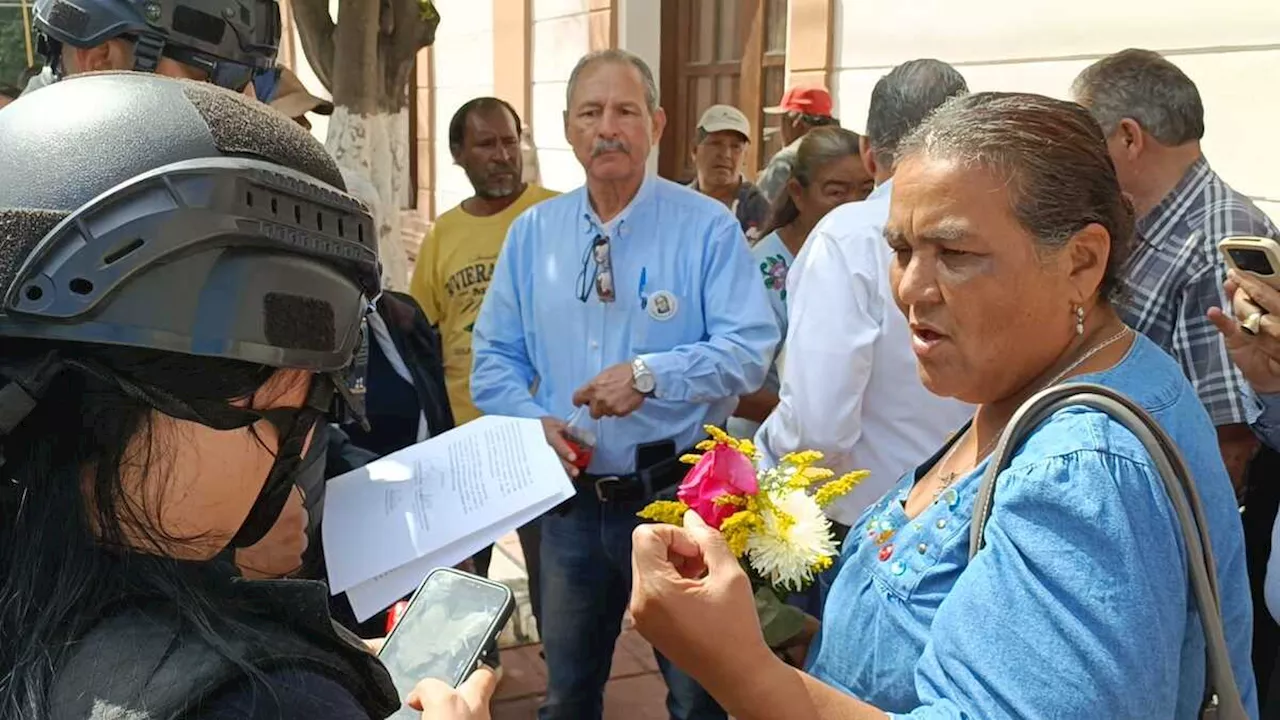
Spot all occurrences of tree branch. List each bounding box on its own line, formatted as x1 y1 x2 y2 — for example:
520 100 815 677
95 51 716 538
379 0 437 110
291 0 336 93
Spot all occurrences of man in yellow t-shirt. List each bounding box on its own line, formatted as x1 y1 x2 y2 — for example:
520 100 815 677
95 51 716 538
409 96 558 636
411 98 558 425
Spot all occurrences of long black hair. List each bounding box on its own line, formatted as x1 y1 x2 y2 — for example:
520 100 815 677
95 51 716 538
0 339 280 718
760 126 863 238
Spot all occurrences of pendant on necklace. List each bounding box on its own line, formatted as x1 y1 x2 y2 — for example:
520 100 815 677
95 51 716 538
933 473 957 501
940 488 959 510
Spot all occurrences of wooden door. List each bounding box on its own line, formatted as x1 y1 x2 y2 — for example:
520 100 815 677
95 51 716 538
658 0 789 183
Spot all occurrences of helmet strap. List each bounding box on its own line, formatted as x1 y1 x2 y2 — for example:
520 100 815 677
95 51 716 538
0 351 64 469
131 33 166 73
227 381 330 549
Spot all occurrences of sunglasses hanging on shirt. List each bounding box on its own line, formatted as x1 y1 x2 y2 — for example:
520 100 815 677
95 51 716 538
575 234 616 303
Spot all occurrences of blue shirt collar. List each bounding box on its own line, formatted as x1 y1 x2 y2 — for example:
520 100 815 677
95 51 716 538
578 173 657 238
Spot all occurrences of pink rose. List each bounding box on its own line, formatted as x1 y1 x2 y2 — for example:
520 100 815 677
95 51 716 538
677 444 759 529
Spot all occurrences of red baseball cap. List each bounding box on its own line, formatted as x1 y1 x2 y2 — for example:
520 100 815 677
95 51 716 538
764 87 834 117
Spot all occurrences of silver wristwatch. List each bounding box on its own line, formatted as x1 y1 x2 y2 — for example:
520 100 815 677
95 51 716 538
631 357 656 395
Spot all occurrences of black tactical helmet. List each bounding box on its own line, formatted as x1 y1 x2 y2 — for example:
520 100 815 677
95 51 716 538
33 0 280 90
0 71 376 371
0 72 377 546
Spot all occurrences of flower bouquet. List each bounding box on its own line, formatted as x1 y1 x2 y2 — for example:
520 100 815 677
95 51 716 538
638 426 867 652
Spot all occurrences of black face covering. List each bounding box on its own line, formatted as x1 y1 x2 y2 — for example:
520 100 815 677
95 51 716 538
227 375 336 548
0 354 348 550
0 349 366 556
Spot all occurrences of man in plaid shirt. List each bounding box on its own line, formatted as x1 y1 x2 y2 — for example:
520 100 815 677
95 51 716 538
1073 49 1278 496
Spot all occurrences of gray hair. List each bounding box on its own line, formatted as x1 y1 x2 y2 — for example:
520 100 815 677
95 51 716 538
865 59 968 168
565 49 659 113
897 91 1135 301
1070 48 1204 146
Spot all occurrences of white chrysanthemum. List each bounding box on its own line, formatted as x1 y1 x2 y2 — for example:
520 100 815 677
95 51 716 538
745 488 839 592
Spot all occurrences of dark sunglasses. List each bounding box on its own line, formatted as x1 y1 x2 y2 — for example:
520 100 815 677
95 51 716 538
160 44 260 92
251 66 283 102
252 373 335 437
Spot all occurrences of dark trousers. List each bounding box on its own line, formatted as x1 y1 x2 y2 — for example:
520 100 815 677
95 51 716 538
473 519 544 637
537 491 725 720
1245 446 1280 713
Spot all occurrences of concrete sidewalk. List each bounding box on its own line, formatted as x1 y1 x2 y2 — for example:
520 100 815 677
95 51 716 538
487 532 668 719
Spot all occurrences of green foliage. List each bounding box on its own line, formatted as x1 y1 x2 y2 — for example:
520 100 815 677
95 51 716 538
0 7 34 93
753 585 807 648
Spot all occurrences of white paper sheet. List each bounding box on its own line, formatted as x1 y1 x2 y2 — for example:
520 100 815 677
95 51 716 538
343 491 569 622
322 415 574 619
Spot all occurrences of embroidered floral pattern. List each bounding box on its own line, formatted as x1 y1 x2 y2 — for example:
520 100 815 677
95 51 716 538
760 255 789 301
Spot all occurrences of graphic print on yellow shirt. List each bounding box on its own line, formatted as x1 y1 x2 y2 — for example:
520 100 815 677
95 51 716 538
444 259 495 330
409 184 559 424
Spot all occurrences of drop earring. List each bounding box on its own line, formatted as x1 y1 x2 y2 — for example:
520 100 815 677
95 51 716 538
1074 305 1085 336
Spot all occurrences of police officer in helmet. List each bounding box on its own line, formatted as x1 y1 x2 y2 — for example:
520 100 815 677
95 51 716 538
0 73 492 719
25 0 312 585
26 0 278 92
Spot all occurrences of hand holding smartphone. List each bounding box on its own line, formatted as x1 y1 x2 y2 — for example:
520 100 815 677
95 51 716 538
376 568 515 717
1220 236 1280 292
1219 237 1280 334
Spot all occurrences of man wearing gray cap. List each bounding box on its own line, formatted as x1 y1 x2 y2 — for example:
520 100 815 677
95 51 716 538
687 104 771 244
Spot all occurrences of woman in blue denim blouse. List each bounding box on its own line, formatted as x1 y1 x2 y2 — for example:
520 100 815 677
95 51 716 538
627 92 1258 719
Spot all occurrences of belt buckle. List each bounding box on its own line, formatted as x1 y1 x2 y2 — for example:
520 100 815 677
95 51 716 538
594 475 625 502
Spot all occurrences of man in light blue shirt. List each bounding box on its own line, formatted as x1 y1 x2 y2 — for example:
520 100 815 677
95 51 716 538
471 49 778 720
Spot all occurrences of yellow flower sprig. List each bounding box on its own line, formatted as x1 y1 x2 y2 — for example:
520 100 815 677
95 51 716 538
812 554 834 574
780 450 824 466
720 508 763 556
687 425 760 466
638 500 691 526
814 470 870 509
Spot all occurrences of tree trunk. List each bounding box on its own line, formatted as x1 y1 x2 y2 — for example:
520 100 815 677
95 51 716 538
292 0 437 292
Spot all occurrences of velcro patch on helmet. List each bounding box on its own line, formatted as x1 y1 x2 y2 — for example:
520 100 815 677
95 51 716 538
46 0 90 38
0 210 67 298
263 292 335 352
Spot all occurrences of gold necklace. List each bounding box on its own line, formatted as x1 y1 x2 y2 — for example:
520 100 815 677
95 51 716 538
931 325 1133 501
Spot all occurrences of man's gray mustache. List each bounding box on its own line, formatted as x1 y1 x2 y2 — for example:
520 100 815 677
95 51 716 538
592 139 629 157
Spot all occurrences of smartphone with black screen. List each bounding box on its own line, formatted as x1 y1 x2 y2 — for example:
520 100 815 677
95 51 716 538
1220 236 1280 291
376 568 515 711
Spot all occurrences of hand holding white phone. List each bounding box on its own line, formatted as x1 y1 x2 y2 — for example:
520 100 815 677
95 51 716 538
1210 236 1280 394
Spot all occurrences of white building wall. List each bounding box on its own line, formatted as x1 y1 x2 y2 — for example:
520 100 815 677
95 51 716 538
431 0 497 214
618 0 662 177
831 0 1280 223
530 0 593 192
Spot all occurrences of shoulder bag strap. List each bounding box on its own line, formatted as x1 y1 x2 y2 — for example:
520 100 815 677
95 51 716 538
967 382 1246 720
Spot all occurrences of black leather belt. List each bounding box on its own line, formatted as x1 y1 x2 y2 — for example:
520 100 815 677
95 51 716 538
578 451 689 504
